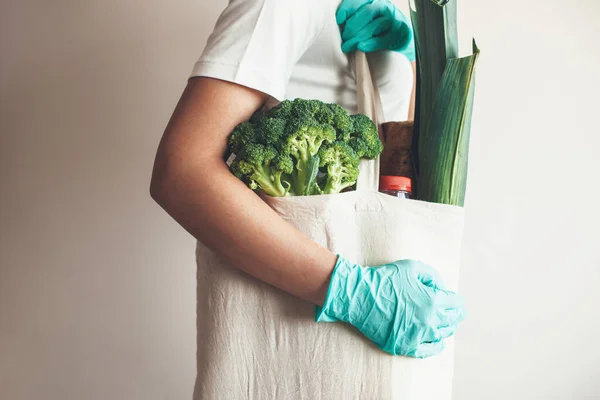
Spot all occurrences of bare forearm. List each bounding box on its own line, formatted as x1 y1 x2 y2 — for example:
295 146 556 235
152 162 335 304
150 78 336 305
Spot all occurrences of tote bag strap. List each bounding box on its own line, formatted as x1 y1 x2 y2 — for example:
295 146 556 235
352 51 385 192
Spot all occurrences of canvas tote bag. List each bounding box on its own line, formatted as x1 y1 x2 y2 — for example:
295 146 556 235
193 52 465 400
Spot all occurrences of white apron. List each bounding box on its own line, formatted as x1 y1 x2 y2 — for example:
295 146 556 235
194 53 464 400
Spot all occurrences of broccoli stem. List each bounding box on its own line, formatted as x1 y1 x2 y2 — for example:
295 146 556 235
307 136 326 156
323 179 355 194
323 162 356 194
291 158 309 196
290 141 310 195
254 164 290 197
290 138 325 196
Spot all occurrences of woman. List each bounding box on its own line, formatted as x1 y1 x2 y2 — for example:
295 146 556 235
150 0 465 396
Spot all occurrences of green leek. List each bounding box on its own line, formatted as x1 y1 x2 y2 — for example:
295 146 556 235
410 0 480 206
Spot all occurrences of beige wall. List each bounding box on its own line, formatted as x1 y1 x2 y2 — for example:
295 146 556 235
1 0 599 399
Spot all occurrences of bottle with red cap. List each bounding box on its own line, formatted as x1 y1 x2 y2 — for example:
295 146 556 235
379 175 412 199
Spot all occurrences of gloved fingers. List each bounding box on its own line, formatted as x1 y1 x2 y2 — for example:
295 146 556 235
341 40 359 54
432 288 465 309
341 17 376 43
356 37 388 53
373 17 393 37
315 312 339 323
411 341 444 359
341 5 376 41
342 0 395 40
342 18 393 52
416 264 446 289
437 306 466 327
336 0 375 25
422 323 456 343
386 20 413 51
435 324 458 341
422 326 440 343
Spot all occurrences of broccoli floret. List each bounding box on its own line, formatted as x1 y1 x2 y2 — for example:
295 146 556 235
302 102 353 142
230 143 293 197
290 98 322 119
272 152 294 175
318 142 360 194
257 117 287 146
347 114 384 159
266 100 293 120
229 122 258 155
327 103 354 141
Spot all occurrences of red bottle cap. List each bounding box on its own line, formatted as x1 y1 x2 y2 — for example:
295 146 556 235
379 176 412 193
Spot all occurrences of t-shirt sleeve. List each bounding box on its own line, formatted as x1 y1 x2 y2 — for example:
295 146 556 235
190 0 326 101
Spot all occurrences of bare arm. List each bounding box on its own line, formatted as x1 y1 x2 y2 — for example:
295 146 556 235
150 78 337 305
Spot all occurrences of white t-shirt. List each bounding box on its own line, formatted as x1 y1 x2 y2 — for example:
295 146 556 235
190 0 413 123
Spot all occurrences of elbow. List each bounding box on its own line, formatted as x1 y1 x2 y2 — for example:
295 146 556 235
149 151 228 211
149 168 172 210
149 180 163 208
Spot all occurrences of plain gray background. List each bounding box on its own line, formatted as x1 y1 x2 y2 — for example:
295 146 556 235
1 0 599 399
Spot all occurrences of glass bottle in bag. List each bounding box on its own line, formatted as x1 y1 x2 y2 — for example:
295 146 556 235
379 176 412 199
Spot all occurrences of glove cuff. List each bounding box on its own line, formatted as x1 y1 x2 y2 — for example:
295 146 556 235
315 255 356 323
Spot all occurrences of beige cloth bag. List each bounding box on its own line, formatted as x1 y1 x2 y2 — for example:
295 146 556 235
194 53 465 400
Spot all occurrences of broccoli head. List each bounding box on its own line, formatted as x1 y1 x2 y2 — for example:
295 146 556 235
227 98 383 196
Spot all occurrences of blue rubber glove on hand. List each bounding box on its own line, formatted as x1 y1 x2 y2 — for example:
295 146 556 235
336 0 416 61
317 256 466 358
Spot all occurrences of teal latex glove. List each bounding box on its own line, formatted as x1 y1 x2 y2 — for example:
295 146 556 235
336 0 416 61
317 256 466 358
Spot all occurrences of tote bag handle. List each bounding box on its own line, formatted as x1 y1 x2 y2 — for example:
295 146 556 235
352 51 385 192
